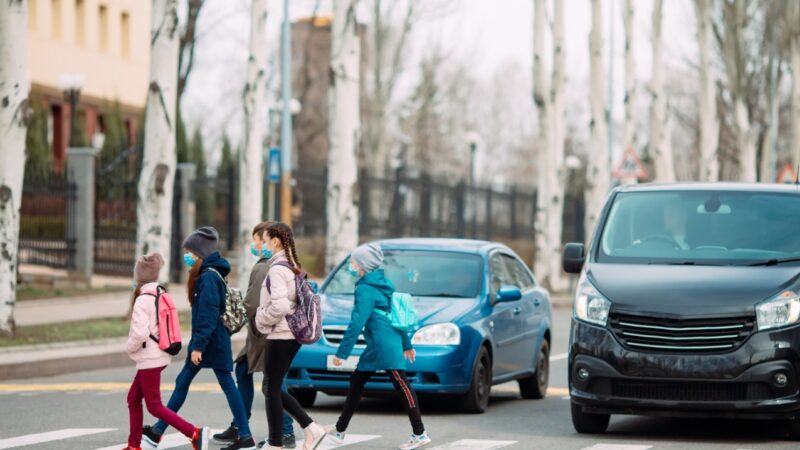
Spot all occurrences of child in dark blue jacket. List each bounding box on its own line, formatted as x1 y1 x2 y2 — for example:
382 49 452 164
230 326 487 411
142 227 256 450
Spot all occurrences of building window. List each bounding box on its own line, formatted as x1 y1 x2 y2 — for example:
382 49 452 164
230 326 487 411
28 0 37 31
51 0 61 39
120 12 130 59
75 0 85 45
98 4 108 52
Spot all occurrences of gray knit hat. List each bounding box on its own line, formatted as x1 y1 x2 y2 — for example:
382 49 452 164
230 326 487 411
351 243 384 273
134 252 164 284
182 226 219 259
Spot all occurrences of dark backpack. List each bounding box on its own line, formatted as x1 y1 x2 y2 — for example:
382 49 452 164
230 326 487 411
205 268 248 335
266 262 322 344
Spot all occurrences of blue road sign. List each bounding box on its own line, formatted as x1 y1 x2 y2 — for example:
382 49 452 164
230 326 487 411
268 147 281 183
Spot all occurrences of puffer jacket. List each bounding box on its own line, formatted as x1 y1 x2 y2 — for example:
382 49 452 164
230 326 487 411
255 251 298 340
126 282 173 370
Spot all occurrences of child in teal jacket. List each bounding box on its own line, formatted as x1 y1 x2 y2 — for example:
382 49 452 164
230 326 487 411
329 243 431 450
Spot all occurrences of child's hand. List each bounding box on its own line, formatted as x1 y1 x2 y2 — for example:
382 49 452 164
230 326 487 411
332 357 343 367
404 349 416 363
191 350 203 365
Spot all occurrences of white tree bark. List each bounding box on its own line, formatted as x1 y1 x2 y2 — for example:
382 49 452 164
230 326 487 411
532 0 550 286
650 0 675 183
792 34 800 174
325 0 361 272
545 0 567 292
622 0 637 161
136 0 179 283
0 0 29 335
585 0 610 244
238 0 268 291
695 0 719 181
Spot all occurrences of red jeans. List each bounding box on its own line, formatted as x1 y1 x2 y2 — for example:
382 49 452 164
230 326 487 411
128 366 195 447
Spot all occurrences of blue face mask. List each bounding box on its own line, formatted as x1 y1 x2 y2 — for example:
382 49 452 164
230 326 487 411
250 243 260 258
131 281 138 290
252 243 273 259
347 264 360 277
183 252 197 268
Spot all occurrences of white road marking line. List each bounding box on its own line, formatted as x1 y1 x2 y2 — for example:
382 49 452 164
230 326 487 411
0 428 115 449
428 439 517 450
581 445 653 450
295 434 381 449
94 429 228 450
550 352 568 361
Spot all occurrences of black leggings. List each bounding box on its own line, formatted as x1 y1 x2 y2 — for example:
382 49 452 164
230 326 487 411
263 339 313 446
336 370 425 436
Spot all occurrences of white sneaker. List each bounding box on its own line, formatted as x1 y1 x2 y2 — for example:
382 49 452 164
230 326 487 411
398 433 431 450
302 422 327 450
324 425 345 445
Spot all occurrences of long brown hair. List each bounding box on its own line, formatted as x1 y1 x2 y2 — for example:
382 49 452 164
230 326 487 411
186 257 203 305
266 222 301 274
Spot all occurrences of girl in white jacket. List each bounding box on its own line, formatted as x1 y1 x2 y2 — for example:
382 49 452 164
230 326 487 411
124 253 209 450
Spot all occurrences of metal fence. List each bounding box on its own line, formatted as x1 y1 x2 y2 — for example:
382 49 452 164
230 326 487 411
193 167 238 251
94 147 139 275
19 174 77 269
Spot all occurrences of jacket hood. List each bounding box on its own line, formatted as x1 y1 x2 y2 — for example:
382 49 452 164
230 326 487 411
201 251 231 277
357 269 394 296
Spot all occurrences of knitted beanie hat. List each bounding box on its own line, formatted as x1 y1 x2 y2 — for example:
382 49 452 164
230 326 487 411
351 242 384 273
134 252 164 285
182 226 219 259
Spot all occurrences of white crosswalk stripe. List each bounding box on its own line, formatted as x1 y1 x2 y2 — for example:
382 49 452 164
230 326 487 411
295 433 381 449
428 439 517 450
94 431 192 450
94 431 381 450
0 428 115 449
581 445 653 450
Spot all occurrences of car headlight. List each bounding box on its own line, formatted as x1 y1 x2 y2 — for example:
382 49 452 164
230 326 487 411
574 273 611 327
757 290 800 332
412 323 461 346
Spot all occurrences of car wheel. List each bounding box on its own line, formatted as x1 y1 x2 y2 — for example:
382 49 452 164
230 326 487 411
519 339 549 399
570 401 610 434
458 346 492 414
289 388 317 408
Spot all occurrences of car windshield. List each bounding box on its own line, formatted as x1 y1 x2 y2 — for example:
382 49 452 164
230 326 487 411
323 250 483 297
597 190 800 266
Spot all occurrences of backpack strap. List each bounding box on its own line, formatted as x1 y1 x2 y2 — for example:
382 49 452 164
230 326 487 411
265 261 296 294
140 285 165 345
205 267 227 283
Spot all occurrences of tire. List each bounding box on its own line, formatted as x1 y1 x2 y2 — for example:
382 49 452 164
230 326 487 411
519 339 549 399
570 401 610 434
289 388 317 408
458 346 492 414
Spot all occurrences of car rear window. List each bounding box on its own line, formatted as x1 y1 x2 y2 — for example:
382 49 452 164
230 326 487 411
323 251 484 298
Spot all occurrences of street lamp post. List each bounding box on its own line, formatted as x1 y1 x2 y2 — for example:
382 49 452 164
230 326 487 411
279 0 294 226
58 73 85 147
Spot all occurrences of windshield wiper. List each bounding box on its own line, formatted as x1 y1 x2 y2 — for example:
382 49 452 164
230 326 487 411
414 293 467 298
749 257 800 267
649 261 724 266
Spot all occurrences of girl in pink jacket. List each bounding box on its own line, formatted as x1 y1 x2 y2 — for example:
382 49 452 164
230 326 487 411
124 253 209 450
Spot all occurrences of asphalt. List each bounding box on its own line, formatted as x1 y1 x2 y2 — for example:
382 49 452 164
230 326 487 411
2 309 800 449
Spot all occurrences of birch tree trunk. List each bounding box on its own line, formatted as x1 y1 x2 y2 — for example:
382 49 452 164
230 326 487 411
650 0 675 183
237 0 268 291
325 0 361 272
0 0 29 335
532 0 550 286
792 34 800 174
585 0 610 244
695 0 719 182
136 0 179 283
760 60 779 183
545 0 567 292
622 0 637 161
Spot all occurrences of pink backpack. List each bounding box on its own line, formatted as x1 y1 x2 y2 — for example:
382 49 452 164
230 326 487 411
142 286 183 355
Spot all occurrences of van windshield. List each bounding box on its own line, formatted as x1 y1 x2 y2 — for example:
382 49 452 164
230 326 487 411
597 191 800 266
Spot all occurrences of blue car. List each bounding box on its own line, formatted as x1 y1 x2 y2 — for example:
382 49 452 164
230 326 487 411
286 238 553 413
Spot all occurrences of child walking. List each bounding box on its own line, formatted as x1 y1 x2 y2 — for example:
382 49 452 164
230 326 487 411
125 253 209 450
329 243 431 450
142 227 256 450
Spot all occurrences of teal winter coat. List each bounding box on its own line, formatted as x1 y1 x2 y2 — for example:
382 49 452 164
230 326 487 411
335 269 413 371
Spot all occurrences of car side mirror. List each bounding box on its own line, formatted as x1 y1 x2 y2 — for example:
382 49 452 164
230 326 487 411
309 281 320 293
496 286 522 303
563 243 585 274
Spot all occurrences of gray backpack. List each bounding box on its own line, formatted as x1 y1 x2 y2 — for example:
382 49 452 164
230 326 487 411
206 268 248 334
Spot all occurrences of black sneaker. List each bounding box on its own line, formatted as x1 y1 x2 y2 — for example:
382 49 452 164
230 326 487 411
191 427 210 450
142 425 163 448
213 425 239 444
283 434 297 449
221 437 256 450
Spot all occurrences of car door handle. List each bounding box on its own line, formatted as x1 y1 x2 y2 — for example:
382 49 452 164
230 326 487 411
512 307 522 315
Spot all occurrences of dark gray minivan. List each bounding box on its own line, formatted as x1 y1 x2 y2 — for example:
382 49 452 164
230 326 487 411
563 183 800 438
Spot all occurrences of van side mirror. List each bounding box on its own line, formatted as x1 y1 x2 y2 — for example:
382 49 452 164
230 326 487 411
563 243 585 274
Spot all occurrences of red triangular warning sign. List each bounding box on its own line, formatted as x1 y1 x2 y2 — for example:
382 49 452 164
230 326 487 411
776 163 798 184
612 147 649 180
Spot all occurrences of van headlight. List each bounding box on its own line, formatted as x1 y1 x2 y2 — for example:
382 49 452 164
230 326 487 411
574 273 611 327
756 290 800 332
412 323 461 346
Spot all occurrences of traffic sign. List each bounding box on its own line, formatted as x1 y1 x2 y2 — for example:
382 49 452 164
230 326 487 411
612 147 648 180
776 163 798 184
268 147 281 183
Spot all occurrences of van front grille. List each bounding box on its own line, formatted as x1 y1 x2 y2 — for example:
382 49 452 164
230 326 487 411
609 313 755 354
609 380 770 402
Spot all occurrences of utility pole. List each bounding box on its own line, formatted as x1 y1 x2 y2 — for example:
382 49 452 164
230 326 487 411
279 0 293 226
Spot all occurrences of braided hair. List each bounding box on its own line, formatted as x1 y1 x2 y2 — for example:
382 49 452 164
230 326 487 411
266 222 301 274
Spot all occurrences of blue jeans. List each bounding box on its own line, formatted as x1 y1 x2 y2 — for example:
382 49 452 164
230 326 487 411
235 357 294 436
154 364 252 440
